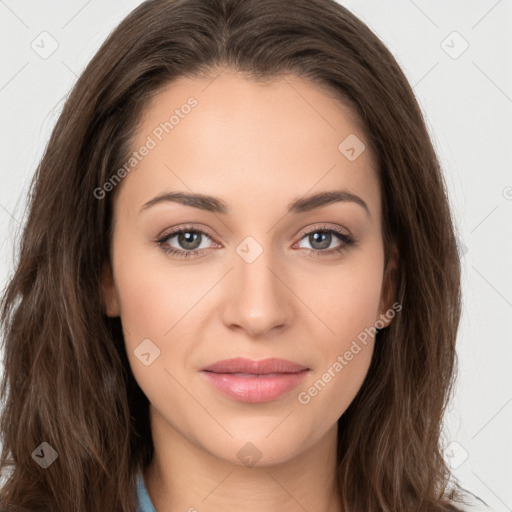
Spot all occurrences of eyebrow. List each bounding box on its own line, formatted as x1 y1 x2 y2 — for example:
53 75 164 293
140 189 370 216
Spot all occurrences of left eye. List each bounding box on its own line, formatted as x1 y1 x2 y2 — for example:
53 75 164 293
295 229 351 252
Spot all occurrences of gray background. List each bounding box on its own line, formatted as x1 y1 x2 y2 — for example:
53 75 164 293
0 1 511 510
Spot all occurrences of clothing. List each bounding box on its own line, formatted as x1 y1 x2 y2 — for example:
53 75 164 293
136 470 157 512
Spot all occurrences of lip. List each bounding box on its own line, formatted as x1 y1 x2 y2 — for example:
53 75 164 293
200 357 310 403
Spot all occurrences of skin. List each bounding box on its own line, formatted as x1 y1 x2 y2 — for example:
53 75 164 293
102 68 398 512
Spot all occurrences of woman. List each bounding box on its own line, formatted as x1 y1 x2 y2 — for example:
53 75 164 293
0 0 492 510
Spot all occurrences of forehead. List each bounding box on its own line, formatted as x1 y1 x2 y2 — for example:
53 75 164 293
118 70 381 221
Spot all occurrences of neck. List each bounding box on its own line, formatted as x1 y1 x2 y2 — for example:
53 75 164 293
144 405 342 512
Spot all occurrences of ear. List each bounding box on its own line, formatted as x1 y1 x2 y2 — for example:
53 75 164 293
376 242 399 329
100 261 120 317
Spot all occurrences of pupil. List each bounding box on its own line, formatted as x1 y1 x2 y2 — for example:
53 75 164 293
179 231 201 250
310 232 331 250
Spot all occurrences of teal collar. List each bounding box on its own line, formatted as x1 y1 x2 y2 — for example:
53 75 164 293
136 469 157 512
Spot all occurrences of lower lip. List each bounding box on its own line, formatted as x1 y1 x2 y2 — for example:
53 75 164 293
201 370 309 403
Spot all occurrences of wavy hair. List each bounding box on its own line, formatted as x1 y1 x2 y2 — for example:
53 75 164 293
1 0 466 510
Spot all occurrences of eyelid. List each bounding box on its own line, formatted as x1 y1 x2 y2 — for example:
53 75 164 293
295 222 352 240
156 223 219 243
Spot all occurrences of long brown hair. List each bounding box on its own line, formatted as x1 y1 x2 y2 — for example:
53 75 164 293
1 0 467 510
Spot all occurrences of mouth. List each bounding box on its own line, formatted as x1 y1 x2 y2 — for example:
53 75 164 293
200 357 310 403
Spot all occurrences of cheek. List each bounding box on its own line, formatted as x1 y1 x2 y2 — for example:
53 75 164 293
115 270 176 342
300 247 384 343
111 228 205 341
109 234 193 381
114 265 198 417
294 248 383 412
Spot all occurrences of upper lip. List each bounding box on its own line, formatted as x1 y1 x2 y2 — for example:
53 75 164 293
201 357 309 374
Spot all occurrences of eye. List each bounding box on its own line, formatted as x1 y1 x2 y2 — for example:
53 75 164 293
155 225 218 258
294 224 355 256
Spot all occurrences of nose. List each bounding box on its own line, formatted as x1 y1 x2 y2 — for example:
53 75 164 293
220 246 292 338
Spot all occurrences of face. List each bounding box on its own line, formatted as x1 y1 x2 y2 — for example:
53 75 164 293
102 69 397 466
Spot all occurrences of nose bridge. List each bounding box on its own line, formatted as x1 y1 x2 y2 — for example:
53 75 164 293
221 234 290 336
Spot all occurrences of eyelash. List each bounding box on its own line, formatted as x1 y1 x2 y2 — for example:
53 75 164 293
155 224 355 259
